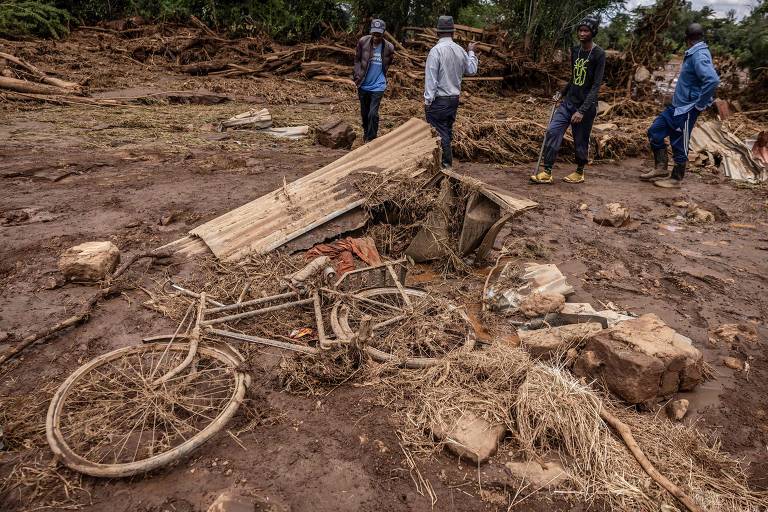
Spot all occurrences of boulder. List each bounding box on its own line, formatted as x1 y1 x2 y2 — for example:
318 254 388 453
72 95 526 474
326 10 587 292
723 356 743 370
59 241 120 281
573 314 704 404
666 399 689 421
593 203 629 227
431 411 506 464
316 117 356 149
518 292 566 318
520 322 603 360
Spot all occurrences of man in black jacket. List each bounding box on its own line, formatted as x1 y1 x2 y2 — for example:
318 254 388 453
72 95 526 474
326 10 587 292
531 17 605 184
353 19 395 142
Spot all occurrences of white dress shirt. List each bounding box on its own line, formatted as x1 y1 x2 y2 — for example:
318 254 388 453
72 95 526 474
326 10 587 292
423 36 478 105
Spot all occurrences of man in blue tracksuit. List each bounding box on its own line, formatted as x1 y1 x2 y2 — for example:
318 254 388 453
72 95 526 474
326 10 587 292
642 23 720 188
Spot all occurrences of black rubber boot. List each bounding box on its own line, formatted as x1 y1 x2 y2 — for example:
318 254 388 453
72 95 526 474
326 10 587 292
654 162 685 188
640 147 669 181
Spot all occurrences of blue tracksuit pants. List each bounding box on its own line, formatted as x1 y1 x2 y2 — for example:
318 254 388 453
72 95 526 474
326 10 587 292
543 101 596 167
647 106 700 164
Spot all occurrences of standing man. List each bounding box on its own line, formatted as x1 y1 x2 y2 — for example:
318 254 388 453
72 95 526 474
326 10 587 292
424 15 478 169
642 23 719 188
354 19 395 143
530 17 605 184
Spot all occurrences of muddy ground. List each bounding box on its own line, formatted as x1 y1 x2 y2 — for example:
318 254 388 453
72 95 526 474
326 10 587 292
1 35 768 512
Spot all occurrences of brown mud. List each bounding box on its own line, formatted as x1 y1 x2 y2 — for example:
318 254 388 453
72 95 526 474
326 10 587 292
1 34 767 512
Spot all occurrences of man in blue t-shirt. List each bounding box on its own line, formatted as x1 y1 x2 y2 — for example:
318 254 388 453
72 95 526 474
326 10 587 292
354 19 395 142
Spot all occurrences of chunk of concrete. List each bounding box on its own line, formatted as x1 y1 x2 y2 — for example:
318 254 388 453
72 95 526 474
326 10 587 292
520 322 603 360
519 292 566 318
593 203 629 227
316 117 356 149
431 411 506 465
59 241 120 281
573 314 704 404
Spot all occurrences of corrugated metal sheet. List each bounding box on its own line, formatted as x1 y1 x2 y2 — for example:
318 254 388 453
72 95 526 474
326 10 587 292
441 168 539 213
690 121 767 183
162 118 440 261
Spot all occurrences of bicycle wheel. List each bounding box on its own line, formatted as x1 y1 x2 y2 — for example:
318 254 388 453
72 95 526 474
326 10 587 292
330 287 475 368
47 342 249 478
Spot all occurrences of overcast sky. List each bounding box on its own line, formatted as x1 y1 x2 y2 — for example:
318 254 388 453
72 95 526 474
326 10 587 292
625 0 759 19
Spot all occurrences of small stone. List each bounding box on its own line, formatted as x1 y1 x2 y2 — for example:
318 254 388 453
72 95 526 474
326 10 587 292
578 203 588 211
687 207 714 223
373 440 388 453
211 461 218 467
723 357 743 370
431 411 506 464
710 324 758 348
316 117 356 149
519 292 566 318
505 457 571 488
672 200 690 208
207 492 252 512
593 203 629 227
0 331 9 344
224 468 233 476
666 399 689 421
59 241 120 281
634 65 651 83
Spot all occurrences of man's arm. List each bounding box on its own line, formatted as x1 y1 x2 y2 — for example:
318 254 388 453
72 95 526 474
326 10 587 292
424 48 440 105
464 42 478 75
353 38 363 83
578 50 605 114
694 53 720 110
560 48 573 98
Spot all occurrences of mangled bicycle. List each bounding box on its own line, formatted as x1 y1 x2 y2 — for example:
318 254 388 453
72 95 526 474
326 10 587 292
46 257 476 477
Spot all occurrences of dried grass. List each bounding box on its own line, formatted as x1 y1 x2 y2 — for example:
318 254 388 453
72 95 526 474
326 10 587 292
375 343 767 511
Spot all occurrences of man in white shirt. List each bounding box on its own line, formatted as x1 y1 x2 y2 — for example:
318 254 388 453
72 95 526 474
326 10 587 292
423 15 478 168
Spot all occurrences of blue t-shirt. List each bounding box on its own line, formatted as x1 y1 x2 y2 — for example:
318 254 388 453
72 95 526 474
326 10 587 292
360 44 386 92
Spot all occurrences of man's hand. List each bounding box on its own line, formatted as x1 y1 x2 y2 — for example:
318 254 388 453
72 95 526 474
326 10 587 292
468 42 477 53
571 111 584 124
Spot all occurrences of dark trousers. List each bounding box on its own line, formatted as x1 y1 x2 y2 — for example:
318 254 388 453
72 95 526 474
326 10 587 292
358 89 384 142
543 101 596 167
425 96 460 168
648 105 700 164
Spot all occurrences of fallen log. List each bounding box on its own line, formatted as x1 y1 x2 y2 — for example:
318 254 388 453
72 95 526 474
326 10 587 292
0 51 82 92
0 90 124 106
0 76 79 96
312 75 355 87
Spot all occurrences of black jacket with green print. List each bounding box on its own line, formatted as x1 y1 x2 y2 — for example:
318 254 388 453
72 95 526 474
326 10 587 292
561 44 605 114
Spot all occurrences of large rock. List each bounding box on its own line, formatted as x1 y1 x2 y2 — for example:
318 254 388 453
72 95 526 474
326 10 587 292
593 203 629 227
520 322 603 360
573 314 704 404
59 241 120 281
316 117 356 149
518 292 566 318
431 411 506 464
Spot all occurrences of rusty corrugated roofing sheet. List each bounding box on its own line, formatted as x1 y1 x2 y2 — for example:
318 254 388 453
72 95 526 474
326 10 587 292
162 118 440 261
